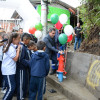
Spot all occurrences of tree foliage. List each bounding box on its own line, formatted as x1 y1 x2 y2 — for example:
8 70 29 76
79 0 100 37
79 0 100 55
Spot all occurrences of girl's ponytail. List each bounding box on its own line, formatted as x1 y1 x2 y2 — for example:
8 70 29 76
3 33 19 53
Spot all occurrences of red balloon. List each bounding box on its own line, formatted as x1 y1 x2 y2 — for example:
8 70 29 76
29 27 37 34
55 21 63 30
67 34 73 42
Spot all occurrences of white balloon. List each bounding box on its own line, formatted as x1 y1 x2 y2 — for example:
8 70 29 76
64 25 74 36
35 31 42 39
59 14 68 24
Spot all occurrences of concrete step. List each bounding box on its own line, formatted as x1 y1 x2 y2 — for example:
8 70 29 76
44 82 69 100
47 75 98 100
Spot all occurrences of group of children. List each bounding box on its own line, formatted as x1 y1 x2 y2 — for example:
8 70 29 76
0 32 50 100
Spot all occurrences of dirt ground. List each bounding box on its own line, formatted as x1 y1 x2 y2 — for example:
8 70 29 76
80 26 100 56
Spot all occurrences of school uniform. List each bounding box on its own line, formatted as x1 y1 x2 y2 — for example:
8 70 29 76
1 43 17 100
16 42 29 100
28 50 50 100
0 45 3 87
27 49 33 92
27 49 32 60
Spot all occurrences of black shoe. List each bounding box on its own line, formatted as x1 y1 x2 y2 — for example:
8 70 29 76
50 69 56 75
48 89 57 93
22 98 25 100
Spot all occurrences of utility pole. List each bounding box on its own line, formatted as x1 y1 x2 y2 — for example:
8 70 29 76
77 8 79 23
41 0 48 39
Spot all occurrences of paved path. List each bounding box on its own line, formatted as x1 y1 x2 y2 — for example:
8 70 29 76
0 82 68 100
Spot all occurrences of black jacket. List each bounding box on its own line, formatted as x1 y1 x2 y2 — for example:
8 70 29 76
17 42 29 69
43 34 59 59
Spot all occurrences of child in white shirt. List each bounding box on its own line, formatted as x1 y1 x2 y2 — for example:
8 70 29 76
1 33 21 100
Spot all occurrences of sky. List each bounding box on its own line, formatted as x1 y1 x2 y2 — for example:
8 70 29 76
0 7 15 20
0 0 81 20
60 0 81 8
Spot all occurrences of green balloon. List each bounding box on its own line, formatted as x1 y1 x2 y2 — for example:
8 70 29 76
35 23 43 30
50 14 59 24
58 33 68 45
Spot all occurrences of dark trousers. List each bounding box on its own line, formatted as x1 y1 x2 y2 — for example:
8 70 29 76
0 61 6 90
0 61 3 87
3 75 16 100
16 68 28 100
29 76 45 100
51 52 58 70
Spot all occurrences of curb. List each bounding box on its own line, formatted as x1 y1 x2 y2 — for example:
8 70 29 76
47 75 98 100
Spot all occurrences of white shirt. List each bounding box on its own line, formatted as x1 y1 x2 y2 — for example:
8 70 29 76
1 43 17 75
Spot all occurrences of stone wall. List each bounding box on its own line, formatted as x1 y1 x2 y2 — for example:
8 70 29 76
66 52 100 98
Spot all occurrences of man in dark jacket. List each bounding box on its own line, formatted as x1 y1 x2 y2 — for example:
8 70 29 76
43 28 63 75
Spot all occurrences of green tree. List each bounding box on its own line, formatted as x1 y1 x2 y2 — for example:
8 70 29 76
79 0 100 55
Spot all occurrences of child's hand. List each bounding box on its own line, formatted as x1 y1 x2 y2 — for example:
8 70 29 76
74 33 77 36
17 45 21 50
0 42 4 46
64 50 66 54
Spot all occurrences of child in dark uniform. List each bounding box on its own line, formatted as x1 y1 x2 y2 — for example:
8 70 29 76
28 41 50 100
16 33 31 100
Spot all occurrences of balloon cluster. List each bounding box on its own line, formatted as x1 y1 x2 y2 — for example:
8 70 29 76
29 22 43 39
50 14 74 45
